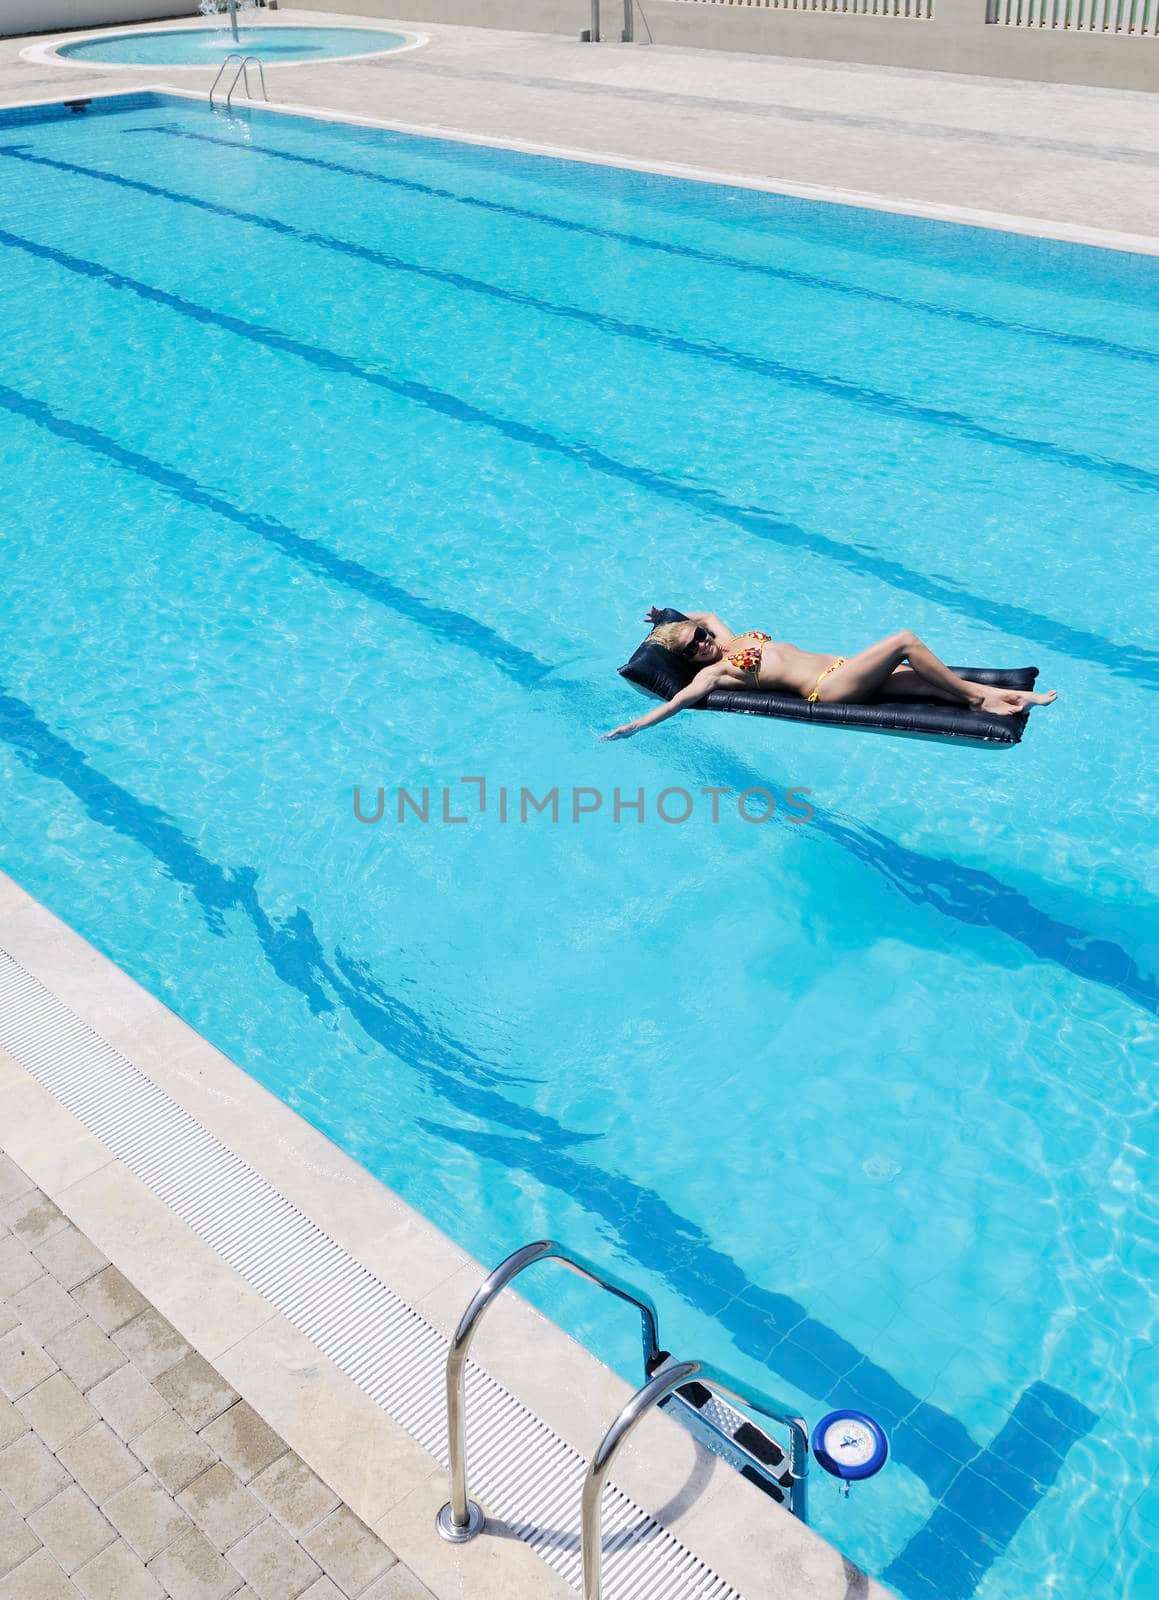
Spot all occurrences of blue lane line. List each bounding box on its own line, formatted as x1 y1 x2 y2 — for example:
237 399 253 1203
0 223 1154 688
131 122 1159 373
421 1118 1097 1600
0 678 1100 1600
2 376 1155 1017
6 144 1157 499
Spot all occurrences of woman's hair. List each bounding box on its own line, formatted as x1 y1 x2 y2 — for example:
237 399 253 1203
649 622 692 653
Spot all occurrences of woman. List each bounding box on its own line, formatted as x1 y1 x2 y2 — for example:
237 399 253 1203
603 608 1056 740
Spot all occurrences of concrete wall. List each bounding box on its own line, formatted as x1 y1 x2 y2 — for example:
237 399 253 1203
0 1 193 37
291 0 1159 90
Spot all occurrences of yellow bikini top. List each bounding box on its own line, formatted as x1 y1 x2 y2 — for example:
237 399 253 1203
726 631 772 674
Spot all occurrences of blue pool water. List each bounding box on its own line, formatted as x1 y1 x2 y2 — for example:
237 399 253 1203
55 25 407 67
0 91 1155 1599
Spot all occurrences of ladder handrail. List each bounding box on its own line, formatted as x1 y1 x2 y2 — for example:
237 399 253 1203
209 52 268 110
582 1360 809 1600
437 1239 662 1541
209 51 246 106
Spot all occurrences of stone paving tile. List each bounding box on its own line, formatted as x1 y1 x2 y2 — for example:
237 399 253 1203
33 1229 107 1294
0 1494 40 1580
132 1411 218 1495
178 1464 265 1553
74 1538 164 1600
201 1402 286 1485
8 1276 85 1344
148 1524 245 1600
0 1429 70 1515
298 1581 344 1600
1 1193 68 1252
87 1363 168 1442
57 1423 142 1505
44 1320 126 1394
113 1310 192 1382
155 1354 238 1433
0 1308 15 1341
0 1157 32 1209
300 1508 395 1599
27 1485 115 1575
250 1455 339 1539
228 1516 321 1600
0 1548 82 1600
0 1324 56 1400
102 1472 193 1564
71 1268 147 1334
0 1395 24 1451
361 1568 436 1600
0 1235 43 1300
16 1373 98 1451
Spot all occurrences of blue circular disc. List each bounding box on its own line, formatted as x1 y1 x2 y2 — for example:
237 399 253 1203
811 1410 889 1481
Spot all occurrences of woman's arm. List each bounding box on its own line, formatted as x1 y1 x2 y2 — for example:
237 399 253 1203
602 665 726 740
643 607 733 643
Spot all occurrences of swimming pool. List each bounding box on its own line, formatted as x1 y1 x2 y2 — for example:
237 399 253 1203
0 89 1154 1599
45 25 411 68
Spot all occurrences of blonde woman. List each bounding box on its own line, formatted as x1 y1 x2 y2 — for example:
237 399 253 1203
603 608 1055 741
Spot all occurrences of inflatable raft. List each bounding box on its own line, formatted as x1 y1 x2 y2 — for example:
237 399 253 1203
620 611 1038 747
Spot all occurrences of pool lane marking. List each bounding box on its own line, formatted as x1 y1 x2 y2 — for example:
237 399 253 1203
0 221 1153 691
0 374 1155 1019
0 676 1105 1600
7 145 1156 503
423 1117 1098 1600
129 123 1159 374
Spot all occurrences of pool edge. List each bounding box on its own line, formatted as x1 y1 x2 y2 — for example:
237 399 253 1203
0 867 890 1600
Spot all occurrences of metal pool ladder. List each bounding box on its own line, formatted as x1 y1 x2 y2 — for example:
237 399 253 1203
209 53 269 110
436 1240 811 1600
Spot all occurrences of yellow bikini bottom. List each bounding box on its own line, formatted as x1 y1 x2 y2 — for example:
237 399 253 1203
807 657 846 703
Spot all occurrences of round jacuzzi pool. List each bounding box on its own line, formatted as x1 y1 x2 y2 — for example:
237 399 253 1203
51 24 411 68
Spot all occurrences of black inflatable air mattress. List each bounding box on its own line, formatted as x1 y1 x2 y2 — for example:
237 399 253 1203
620 611 1038 747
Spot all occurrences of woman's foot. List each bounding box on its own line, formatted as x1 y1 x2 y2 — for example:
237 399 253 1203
980 688 1057 716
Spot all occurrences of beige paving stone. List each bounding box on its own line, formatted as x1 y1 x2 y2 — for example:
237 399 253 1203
250 1455 339 1539
200 1403 286 1485
361 1568 436 1600
1 1192 68 1252
57 1422 142 1505
131 1412 218 1495
87 1364 167 1442
0 1429 69 1515
33 1229 107 1294
0 1308 15 1340
0 1157 32 1209
102 1473 193 1564
15 1373 98 1451
177 1464 265 1553
27 1486 115 1575
0 1395 24 1451
0 1494 40 1580
71 1268 148 1334
227 1516 322 1600
0 1548 82 1600
73 1539 164 1600
0 1325 56 1400
147 1524 245 1600
113 1310 192 1382
44 1320 125 1394
300 1507 394 1599
155 1354 238 1432
298 1582 344 1600
0 1234 43 1299
8 1276 84 1343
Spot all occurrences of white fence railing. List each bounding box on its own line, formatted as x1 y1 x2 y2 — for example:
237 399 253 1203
986 0 1156 28
676 0 934 18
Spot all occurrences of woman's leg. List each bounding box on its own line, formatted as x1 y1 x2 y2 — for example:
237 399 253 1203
817 633 1056 714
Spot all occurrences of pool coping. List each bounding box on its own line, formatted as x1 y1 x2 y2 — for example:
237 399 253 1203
0 868 888 1600
2 77 1155 257
21 20 431 73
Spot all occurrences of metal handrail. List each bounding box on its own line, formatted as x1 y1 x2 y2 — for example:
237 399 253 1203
209 52 268 109
582 1359 809 1600
435 1240 661 1542
209 51 246 106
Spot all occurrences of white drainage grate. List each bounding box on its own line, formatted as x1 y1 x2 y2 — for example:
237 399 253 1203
0 947 743 1600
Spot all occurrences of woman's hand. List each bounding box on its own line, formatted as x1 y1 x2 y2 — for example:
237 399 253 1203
644 606 666 626
601 721 640 741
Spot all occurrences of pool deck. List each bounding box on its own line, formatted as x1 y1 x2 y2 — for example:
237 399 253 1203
1 8 1158 250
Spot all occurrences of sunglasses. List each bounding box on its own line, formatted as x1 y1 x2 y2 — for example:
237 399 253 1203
681 626 711 660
